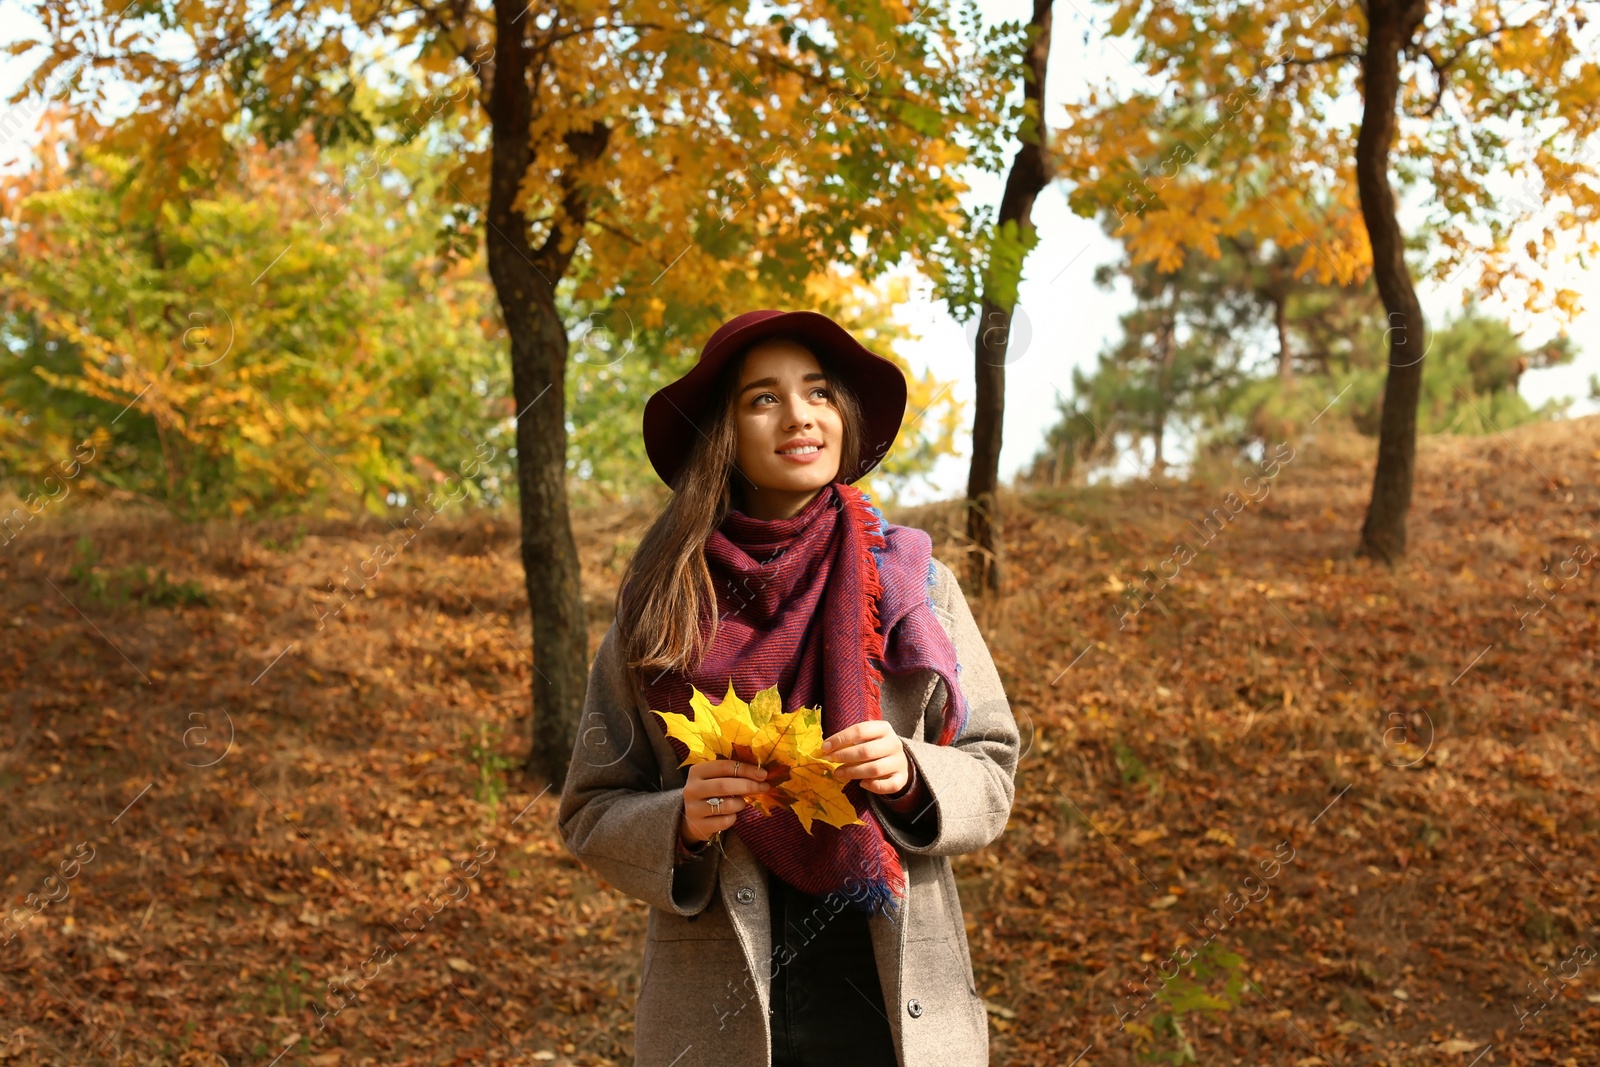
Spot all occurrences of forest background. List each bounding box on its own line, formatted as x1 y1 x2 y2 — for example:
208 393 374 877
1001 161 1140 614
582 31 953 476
3 1 1599 1065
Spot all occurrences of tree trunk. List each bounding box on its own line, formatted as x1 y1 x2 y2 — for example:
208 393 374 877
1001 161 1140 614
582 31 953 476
966 0 1054 597
1355 0 1429 565
1273 292 1292 384
1152 312 1174 479
486 0 607 789
967 296 1007 595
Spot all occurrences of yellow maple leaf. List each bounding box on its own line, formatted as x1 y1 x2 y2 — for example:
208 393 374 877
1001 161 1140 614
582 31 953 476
783 762 864 834
650 682 863 834
650 678 772 764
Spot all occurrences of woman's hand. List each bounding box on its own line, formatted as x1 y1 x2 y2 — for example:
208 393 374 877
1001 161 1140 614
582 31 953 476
821 720 910 795
679 759 773 846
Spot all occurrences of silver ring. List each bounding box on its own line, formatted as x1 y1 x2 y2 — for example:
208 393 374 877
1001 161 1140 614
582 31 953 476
707 796 723 813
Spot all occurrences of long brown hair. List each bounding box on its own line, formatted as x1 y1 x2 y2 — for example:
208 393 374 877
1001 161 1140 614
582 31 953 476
614 336 867 709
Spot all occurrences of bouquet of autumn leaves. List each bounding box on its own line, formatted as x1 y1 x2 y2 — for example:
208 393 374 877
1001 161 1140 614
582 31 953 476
650 682 863 834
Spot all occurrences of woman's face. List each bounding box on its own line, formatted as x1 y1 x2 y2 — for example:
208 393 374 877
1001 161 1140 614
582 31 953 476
730 339 843 519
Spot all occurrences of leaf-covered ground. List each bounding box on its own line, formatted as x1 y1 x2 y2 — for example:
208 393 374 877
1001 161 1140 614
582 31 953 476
1 416 1597 1066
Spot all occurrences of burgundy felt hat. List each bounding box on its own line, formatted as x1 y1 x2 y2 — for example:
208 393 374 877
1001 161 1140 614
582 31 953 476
642 309 907 489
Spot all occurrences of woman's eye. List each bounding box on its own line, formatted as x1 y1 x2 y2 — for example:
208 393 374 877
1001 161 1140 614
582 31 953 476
751 387 829 405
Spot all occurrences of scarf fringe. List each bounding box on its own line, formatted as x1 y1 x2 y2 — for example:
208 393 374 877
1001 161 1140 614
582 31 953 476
840 484 910 916
844 484 889 703
852 827 909 917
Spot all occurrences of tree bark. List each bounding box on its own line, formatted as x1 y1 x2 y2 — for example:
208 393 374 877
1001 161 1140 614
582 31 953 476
486 0 607 789
967 295 1008 596
966 0 1055 597
1151 313 1174 479
1355 0 1429 565
1273 292 1292 384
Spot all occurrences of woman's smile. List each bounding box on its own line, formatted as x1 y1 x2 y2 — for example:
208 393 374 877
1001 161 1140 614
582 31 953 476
777 437 825 462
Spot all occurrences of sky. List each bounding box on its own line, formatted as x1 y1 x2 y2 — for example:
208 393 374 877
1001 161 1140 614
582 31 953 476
2 0 1596 508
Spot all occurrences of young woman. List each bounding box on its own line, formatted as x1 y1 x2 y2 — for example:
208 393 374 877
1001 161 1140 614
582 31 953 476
557 309 1019 1067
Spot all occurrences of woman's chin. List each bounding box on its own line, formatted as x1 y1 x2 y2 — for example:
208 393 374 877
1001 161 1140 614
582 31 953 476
795 471 841 493
757 466 839 492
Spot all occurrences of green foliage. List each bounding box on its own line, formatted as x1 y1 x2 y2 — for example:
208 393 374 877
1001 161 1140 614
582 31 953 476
2 125 965 517
1250 303 1574 443
66 537 209 608
561 279 695 505
260 524 309 553
238 960 315 1017
0 129 513 520
1027 230 1579 486
1132 943 1247 1065
1029 237 1282 483
1112 738 1150 788
980 217 1044 312
1355 310 1575 436
463 720 518 817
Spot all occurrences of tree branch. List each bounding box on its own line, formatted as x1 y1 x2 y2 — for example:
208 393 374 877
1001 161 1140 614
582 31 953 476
584 216 643 248
408 0 490 93
1275 48 1365 67
1410 19 1538 117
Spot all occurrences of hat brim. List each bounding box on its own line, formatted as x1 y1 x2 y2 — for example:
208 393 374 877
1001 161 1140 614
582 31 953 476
643 310 907 488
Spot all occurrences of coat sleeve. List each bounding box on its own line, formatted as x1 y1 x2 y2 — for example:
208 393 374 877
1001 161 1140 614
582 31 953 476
868 558 1019 857
556 621 722 916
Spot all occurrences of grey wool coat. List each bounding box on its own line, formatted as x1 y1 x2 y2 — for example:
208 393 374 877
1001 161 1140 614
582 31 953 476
557 557 1019 1067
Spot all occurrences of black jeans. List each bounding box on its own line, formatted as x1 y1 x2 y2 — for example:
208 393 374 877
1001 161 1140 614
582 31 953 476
767 867 898 1067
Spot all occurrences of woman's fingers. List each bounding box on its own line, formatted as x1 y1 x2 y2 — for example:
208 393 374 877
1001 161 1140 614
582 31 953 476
827 721 907 782
826 736 902 770
687 759 766 785
833 754 901 781
679 759 778 845
694 775 773 798
685 760 770 799
681 810 736 843
821 720 888 756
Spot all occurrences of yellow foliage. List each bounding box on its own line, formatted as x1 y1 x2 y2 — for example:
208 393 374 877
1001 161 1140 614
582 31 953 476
651 681 865 834
1060 0 1600 318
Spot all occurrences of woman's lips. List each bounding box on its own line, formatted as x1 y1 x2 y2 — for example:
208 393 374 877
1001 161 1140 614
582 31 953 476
776 444 825 464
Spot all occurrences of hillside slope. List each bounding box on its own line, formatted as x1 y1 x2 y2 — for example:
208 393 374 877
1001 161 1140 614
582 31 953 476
1 416 1597 1066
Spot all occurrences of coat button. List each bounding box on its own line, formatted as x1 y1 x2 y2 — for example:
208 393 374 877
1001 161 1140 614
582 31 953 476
906 998 923 1018
736 887 756 905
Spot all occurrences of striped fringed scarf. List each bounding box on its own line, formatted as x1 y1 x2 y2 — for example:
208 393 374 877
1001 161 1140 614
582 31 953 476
640 480 969 917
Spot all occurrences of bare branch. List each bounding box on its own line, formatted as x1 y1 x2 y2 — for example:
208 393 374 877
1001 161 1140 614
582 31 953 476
1276 49 1364 68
